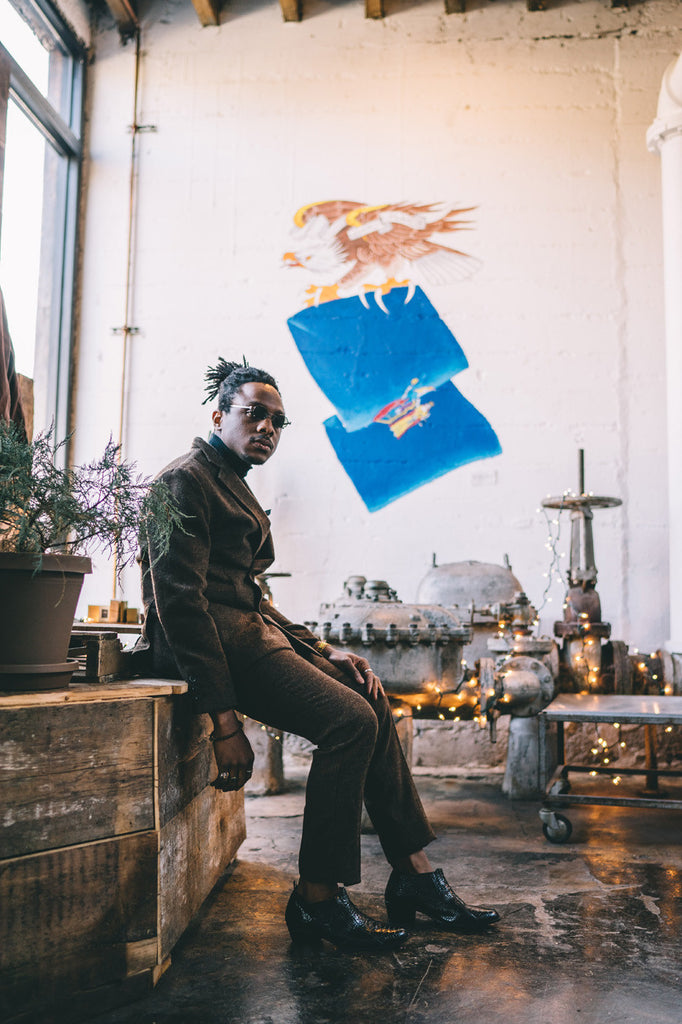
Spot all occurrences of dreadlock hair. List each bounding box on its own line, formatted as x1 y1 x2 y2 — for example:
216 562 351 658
203 357 280 412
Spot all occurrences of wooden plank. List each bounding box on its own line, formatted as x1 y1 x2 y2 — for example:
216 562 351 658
3 968 156 1024
157 697 216 826
0 832 158 1020
0 678 187 710
365 0 384 17
159 784 245 958
191 0 221 26
279 0 302 21
126 937 160 975
102 0 138 37
0 701 155 857
0 689 243 1019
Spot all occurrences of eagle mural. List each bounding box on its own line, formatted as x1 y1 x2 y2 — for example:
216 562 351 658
283 200 479 308
283 199 500 512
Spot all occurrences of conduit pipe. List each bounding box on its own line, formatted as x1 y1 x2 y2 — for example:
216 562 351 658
647 53 682 652
112 26 144 596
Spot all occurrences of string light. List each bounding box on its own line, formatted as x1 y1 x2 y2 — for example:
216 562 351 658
535 501 569 622
248 719 282 743
587 722 630 785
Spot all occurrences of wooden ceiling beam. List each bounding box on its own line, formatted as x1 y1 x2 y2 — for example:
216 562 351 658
102 0 138 39
365 0 384 18
191 0 221 26
279 0 302 20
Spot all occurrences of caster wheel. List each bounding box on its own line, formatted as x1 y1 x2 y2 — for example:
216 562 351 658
542 813 572 844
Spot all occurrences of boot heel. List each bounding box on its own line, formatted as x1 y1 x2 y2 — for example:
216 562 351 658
285 895 324 945
385 898 416 927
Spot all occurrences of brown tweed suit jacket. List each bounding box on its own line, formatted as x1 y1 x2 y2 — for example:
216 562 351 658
140 436 318 713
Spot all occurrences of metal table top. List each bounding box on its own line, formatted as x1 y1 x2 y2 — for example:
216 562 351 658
540 692 682 725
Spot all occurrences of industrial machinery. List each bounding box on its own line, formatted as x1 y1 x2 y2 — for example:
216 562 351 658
307 454 681 800
309 568 558 713
542 451 679 698
542 450 626 694
307 569 560 799
306 576 476 716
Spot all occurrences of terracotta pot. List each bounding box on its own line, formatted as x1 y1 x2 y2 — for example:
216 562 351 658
0 552 92 692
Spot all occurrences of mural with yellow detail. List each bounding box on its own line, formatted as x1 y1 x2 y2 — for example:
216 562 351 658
284 200 500 512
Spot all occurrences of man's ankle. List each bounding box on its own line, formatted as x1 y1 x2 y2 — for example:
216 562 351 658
297 879 339 903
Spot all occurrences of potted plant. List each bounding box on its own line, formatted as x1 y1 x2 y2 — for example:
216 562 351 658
0 421 185 691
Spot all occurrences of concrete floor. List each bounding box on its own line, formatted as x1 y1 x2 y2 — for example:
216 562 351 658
89 766 682 1024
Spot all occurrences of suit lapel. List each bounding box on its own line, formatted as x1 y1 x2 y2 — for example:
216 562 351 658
194 437 271 542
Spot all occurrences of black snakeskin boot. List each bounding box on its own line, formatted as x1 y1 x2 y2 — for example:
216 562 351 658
385 868 500 933
285 886 408 950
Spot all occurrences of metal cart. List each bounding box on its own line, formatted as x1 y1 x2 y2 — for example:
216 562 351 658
538 693 682 842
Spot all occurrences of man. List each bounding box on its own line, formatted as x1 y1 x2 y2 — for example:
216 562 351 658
140 358 500 950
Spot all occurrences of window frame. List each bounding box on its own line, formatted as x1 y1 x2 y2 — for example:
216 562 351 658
0 0 85 444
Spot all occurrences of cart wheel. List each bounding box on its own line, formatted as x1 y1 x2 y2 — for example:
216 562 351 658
542 814 573 844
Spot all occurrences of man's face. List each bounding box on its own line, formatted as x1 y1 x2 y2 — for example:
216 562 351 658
211 381 286 466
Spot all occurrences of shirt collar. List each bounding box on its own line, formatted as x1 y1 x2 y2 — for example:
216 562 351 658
208 432 251 478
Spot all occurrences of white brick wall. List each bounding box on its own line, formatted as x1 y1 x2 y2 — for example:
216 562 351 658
71 0 682 653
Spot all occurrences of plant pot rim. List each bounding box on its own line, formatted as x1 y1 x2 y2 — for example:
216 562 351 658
0 552 92 574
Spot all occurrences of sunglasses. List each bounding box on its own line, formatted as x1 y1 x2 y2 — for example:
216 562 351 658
231 403 291 430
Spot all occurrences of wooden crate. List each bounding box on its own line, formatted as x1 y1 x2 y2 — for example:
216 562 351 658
0 682 246 1023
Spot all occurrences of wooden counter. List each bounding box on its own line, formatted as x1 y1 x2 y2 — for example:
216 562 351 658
0 681 246 1023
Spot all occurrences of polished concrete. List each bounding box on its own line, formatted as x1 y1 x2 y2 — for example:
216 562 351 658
89 765 682 1024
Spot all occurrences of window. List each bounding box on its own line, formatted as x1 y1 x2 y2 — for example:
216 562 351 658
0 0 85 441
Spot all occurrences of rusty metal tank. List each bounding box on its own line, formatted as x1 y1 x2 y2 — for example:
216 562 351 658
416 559 524 607
416 558 526 664
307 576 473 712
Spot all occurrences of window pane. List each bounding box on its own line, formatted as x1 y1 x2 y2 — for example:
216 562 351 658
0 97 46 377
0 0 49 96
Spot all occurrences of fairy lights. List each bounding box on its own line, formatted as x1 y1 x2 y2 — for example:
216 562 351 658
535 497 570 621
587 722 629 784
241 717 283 744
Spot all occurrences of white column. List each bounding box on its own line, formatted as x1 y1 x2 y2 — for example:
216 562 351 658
647 54 682 652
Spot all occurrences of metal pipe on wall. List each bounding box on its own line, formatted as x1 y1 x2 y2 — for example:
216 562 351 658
112 26 143 596
647 53 682 652
117 27 142 455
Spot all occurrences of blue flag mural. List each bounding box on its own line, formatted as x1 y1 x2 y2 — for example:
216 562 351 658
283 200 501 512
287 287 468 433
324 380 501 513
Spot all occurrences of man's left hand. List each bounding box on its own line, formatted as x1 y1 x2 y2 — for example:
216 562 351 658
326 647 384 699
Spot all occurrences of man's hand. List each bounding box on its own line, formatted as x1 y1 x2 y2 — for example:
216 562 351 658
326 647 385 699
210 710 255 791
